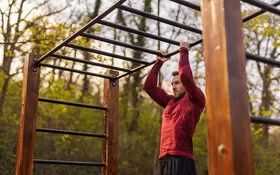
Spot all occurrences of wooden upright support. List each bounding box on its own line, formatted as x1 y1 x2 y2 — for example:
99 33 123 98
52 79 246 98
15 54 40 175
103 70 119 175
201 0 254 174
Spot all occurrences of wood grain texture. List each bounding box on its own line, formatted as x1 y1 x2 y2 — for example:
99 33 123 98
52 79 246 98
201 0 254 174
15 54 40 175
102 70 119 175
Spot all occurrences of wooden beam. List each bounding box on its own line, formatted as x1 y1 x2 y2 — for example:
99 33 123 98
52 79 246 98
201 0 254 174
15 54 40 175
102 70 119 175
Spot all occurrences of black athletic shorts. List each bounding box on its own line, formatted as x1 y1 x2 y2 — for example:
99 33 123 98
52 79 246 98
159 155 196 175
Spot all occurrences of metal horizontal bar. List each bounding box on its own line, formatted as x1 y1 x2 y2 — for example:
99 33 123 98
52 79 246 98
118 5 202 35
246 52 280 67
251 116 280 126
165 1 280 59
36 128 106 138
170 0 280 23
39 63 113 79
52 54 131 72
80 33 160 55
98 20 179 45
166 39 203 57
34 159 105 167
169 0 200 11
242 0 280 16
118 0 280 79
65 43 149 64
38 97 107 110
242 0 280 22
117 63 152 80
34 0 126 67
169 0 280 20
117 39 204 79
169 0 280 23
165 50 280 68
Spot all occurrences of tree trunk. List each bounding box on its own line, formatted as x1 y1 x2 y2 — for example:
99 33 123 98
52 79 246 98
65 50 77 90
153 1 162 174
0 77 10 116
0 53 13 115
81 52 90 96
259 67 272 147
128 0 152 131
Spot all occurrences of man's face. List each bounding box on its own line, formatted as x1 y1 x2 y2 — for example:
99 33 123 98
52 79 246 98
171 75 186 99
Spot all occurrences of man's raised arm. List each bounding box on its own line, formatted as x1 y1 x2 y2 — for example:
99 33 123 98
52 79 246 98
143 52 171 108
178 41 205 108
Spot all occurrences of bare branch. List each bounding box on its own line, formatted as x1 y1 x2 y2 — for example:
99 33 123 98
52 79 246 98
264 35 271 57
4 0 16 41
22 0 50 21
14 0 26 37
166 5 182 51
0 10 4 37
0 37 62 45
256 62 264 78
12 4 68 42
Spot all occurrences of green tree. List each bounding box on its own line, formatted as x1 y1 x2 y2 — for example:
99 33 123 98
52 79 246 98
243 11 280 174
0 71 22 174
0 0 69 115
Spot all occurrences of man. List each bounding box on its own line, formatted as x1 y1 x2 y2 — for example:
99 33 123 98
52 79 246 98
143 41 205 175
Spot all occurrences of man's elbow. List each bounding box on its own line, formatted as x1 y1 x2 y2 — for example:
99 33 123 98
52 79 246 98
199 96 206 109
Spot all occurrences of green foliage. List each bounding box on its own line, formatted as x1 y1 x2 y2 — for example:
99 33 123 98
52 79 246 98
252 130 280 175
29 23 70 55
1 2 280 175
243 8 280 175
34 79 103 174
118 94 161 175
0 70 22 175
1 68 280 175
193 112 208 174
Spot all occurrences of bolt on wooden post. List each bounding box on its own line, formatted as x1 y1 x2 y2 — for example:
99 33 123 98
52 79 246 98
201 0 254 174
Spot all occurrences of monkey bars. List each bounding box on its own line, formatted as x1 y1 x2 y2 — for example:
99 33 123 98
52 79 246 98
15 0 280 175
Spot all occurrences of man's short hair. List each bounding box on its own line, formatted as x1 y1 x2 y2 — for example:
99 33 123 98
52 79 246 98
172 71 178 76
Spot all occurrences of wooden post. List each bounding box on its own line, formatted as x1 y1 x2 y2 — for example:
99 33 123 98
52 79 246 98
102 70 119 175
15 54 40 175
201 0 254 174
